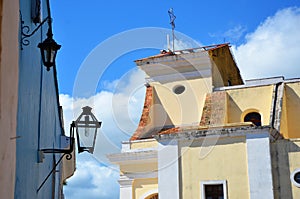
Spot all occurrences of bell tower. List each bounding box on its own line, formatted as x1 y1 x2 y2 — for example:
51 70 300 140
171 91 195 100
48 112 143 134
131 44 243 140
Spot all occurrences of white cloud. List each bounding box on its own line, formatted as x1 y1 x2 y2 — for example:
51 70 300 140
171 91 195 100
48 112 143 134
62 7 300 198
60 69 146 164
63 154 120 199
209 25 247 43
232 7 300 80
61 69 146 199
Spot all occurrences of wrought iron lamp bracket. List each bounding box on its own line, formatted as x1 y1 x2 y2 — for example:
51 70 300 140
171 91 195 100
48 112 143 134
19 11 50 50
37 123 75 192
39 141 74 160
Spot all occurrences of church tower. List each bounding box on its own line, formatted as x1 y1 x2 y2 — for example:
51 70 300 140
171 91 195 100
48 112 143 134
108 43 300 199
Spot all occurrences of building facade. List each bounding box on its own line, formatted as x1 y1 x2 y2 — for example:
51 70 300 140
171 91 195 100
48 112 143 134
108 44 300 199
0 0 74 198
0 0 19 198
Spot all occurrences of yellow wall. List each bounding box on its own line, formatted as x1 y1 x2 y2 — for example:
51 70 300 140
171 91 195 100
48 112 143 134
120 162 157 174
226 85 273 125
180 137 250 199
130 139 158 150
280 87 289 138
152 77 211 126
280 82 300 138
133 178 158 199
209 46 243 87
271 139 300 198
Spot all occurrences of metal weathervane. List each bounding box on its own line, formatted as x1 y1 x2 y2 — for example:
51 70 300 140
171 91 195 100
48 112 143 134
168 8 176 52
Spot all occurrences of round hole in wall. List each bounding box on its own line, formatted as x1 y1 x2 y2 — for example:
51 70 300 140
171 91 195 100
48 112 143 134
294 172 300 184
173 85 185 95
291 169 300 188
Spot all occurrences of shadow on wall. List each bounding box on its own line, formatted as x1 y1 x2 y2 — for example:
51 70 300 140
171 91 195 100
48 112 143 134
271 139 300 198
284 85 300 138
227 95 243 124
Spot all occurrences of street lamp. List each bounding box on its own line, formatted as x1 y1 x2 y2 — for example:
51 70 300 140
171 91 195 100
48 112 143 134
38 106 101 192
74 106 101 154
37 29 61 71
20 0 61 71
37 0 61 71
40 106 101 156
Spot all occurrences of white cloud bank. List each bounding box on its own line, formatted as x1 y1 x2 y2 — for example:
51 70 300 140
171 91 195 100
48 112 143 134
63 154 120 199
233 7 300 80
62 69 146 199
63 7 300 199
61 69 146 164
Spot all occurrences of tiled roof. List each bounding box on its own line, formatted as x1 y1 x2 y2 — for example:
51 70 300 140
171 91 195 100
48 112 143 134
134 43 230 62
130 88 228 140
130 86 153 141
199 91 227 126
158 91 227 136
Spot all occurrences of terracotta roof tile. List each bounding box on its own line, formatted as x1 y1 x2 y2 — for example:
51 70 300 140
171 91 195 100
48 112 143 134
135 43 230 62
200 91 227 126
130 86 153 141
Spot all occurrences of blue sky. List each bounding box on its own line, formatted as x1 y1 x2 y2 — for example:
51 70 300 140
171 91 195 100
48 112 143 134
52 0 300 95
51 1 300 198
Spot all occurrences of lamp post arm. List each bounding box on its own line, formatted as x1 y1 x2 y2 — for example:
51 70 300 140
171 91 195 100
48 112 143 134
20 11 50 49
40 123 75 154
37 153 66 193
37 123 75 192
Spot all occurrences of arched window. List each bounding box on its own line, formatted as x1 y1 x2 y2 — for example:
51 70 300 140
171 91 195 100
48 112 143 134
244 112 261 126
145 193 158 199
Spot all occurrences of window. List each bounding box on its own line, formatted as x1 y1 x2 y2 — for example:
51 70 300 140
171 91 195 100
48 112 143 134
31 0 41 24
205 184 223 199
145 193 158 199
291 168 300 188
201 180 227 199
173 85 185 95
244 112 261 126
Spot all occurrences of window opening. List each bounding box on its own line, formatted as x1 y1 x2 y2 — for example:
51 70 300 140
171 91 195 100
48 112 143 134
173 85 185 95
145 193 158 199
244 112 261 126
204 184 224 199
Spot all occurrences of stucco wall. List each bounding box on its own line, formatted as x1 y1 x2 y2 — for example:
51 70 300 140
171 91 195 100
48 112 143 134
180 137 250 199
133 178 158 199
120 162 157 174
15 1 65 198
280 82 300 138
0 0 19 198
152 77 211 126
209 45 243 87
271 139 300 198
130 139 158 150
226 85 273 125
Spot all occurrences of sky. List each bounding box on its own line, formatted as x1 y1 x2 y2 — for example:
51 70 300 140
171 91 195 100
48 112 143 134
51 1 300 198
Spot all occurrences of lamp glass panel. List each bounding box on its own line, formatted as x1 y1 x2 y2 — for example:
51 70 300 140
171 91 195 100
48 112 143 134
49 48 56 63
77 126 96 148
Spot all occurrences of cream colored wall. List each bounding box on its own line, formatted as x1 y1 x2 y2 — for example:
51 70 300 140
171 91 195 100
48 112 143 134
152 77 211 126
120 162 157 174
133 178 158 199
289 140 300 198
130 139 158 150
280 82 300 138
180 137 250 199
227 85 273 125
280 87 289 138
271 139 300 198
0 0 19 198
212 62 225 88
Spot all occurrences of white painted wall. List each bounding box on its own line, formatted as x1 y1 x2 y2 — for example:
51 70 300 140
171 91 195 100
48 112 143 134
246 132 274 198
157 140 180 199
